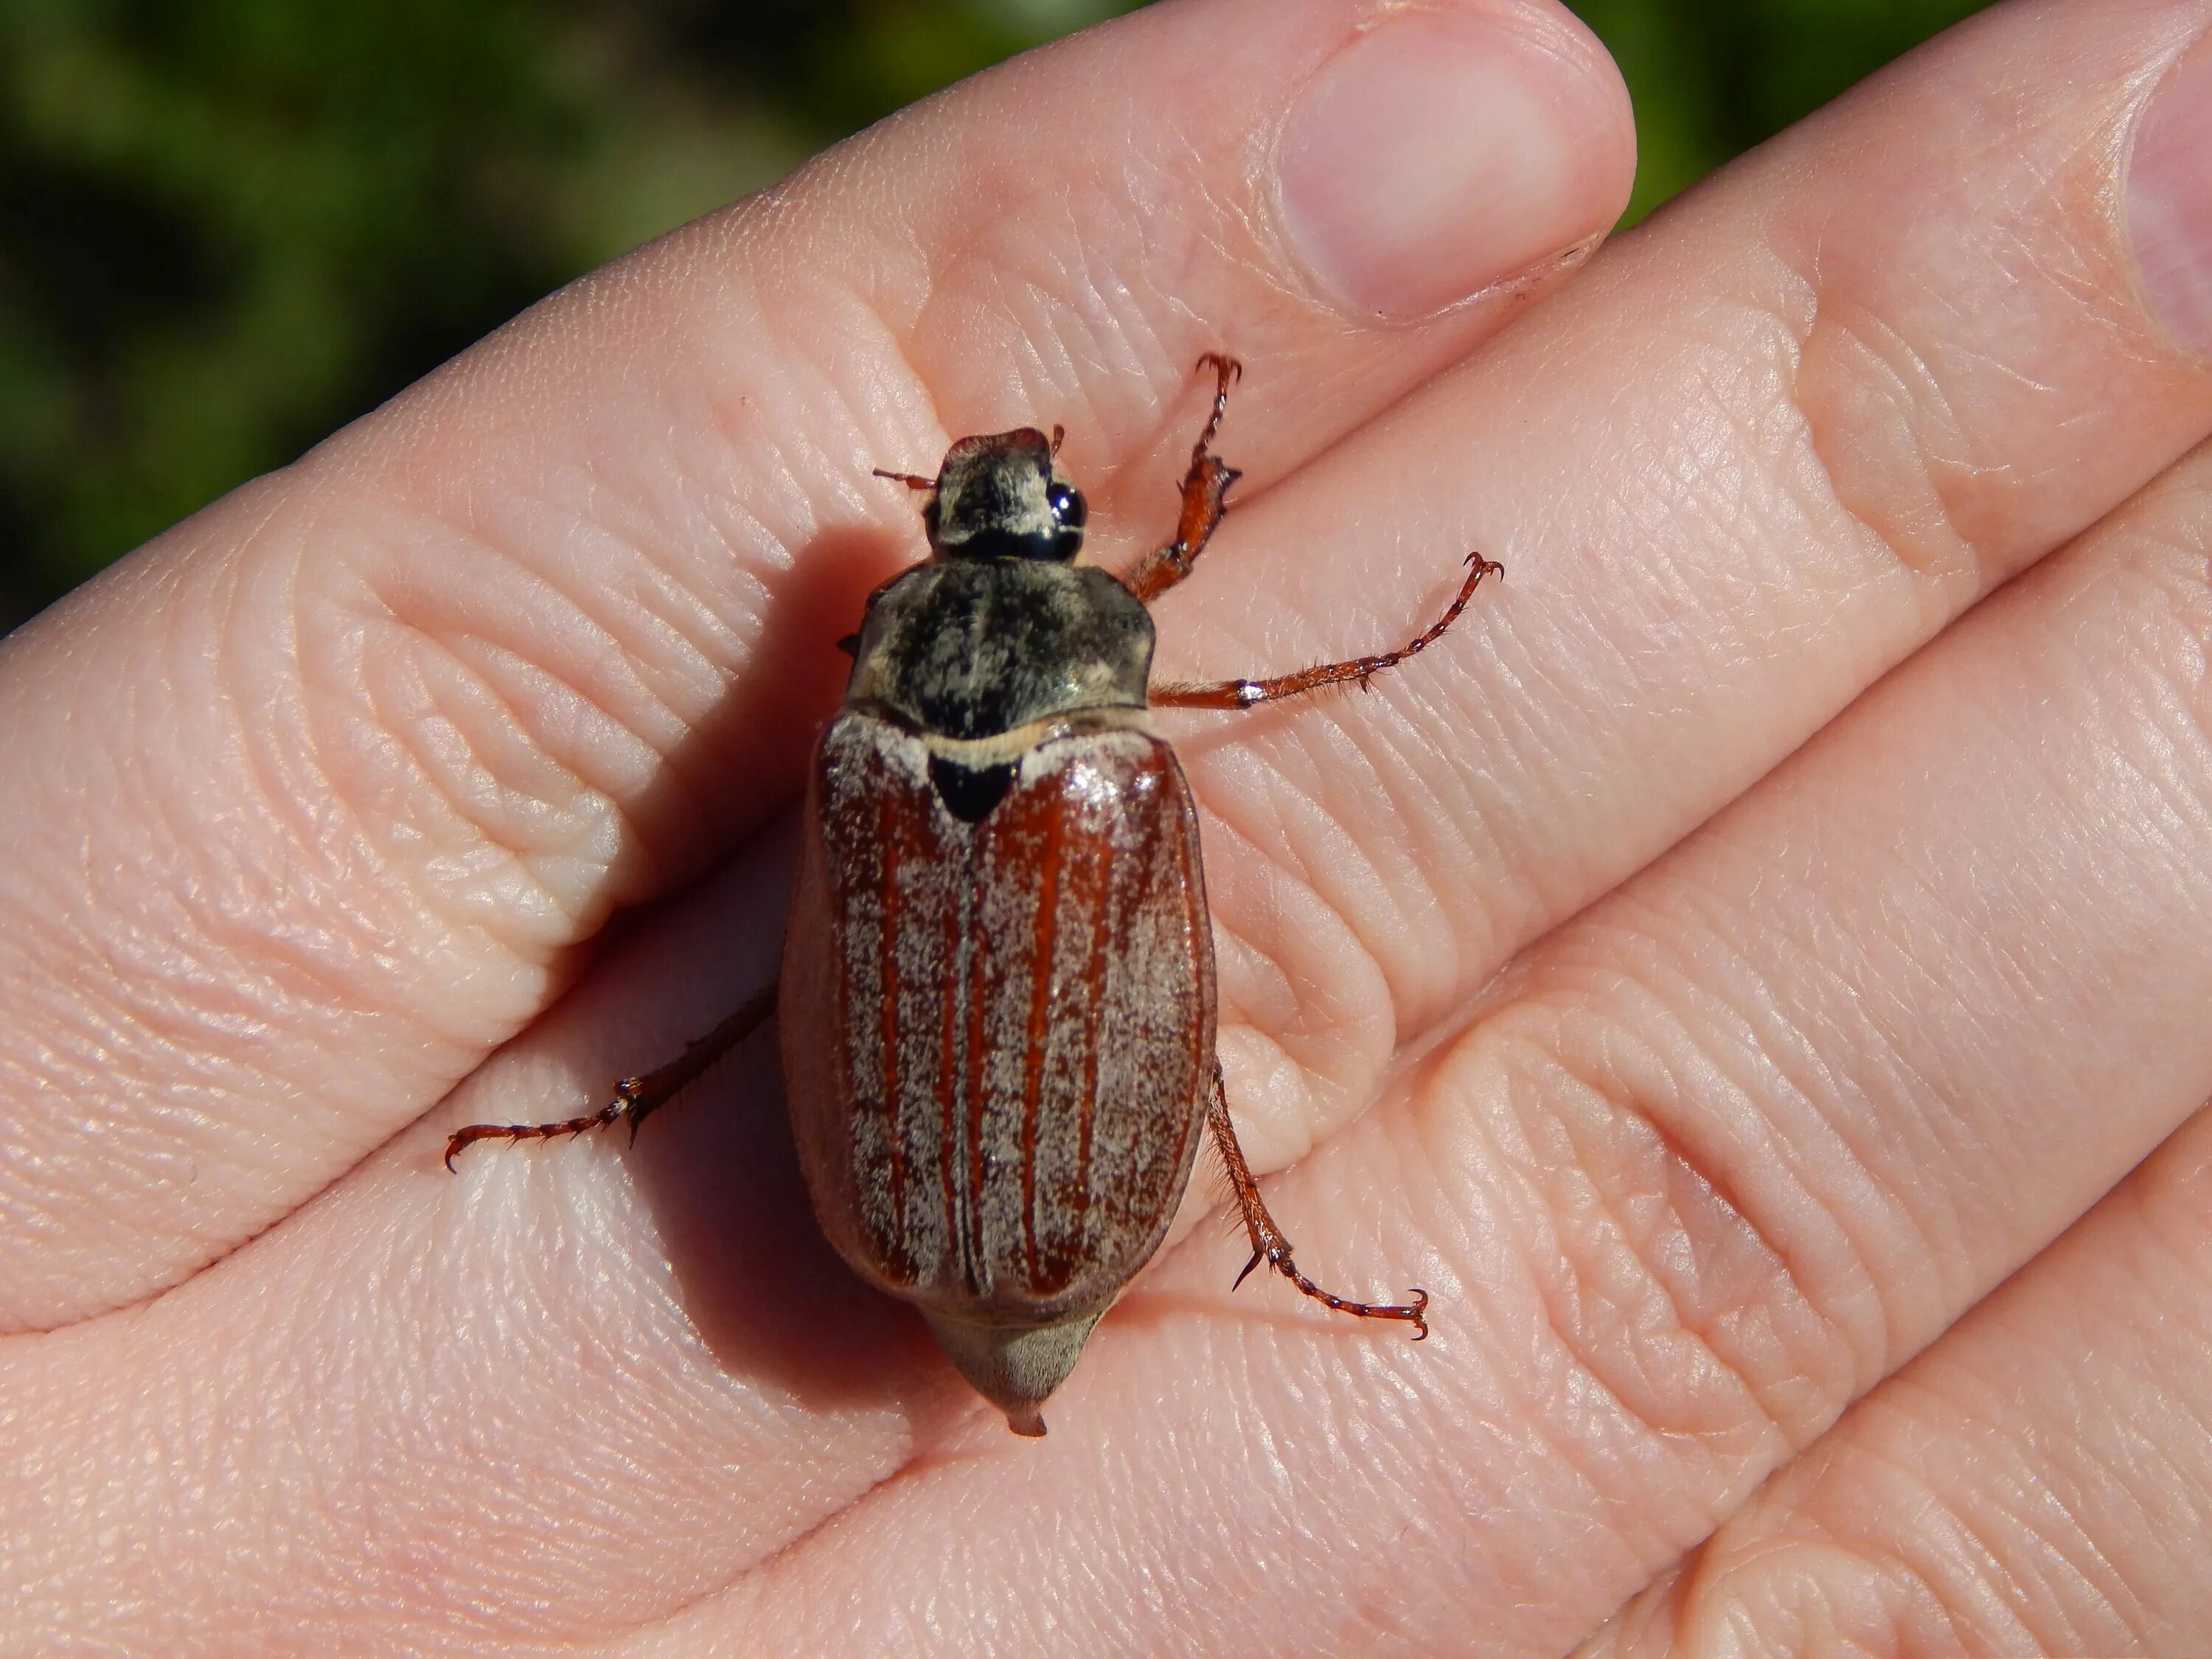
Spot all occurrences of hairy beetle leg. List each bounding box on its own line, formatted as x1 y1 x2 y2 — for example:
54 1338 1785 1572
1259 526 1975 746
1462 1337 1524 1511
443 984 779 1171
1204 1064 1429 1339
1155 552 1501 713
1122 354 1242 604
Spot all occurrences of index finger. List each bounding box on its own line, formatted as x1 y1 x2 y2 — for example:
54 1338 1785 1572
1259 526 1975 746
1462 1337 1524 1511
0 0 1633 1329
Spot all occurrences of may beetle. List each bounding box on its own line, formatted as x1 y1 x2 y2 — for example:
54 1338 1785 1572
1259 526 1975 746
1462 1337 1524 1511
450 356 1500 1436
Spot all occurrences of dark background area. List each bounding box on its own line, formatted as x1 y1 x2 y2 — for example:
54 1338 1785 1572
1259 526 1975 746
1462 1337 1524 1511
0 0 1992 631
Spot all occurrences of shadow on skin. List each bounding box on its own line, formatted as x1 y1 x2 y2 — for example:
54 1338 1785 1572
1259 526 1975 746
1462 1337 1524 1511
547 521 971 1427
630 1017 960 1423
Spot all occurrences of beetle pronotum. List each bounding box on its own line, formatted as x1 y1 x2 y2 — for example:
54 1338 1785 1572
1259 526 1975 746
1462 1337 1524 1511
449 357 1500 1436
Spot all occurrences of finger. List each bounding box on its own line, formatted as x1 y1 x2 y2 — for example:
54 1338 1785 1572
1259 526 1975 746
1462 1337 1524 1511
1585 1105 2212 1659
0 0 1635 1329
1142 0 2212 1171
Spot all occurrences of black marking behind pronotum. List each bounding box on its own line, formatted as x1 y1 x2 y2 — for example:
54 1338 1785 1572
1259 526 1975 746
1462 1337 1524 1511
928 756 1018 822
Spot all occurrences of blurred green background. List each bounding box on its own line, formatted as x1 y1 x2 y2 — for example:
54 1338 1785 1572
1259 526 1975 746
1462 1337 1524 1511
0 0 1992 630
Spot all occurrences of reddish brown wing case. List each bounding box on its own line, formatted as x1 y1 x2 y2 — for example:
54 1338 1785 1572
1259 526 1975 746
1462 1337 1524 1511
782 710 1214 1327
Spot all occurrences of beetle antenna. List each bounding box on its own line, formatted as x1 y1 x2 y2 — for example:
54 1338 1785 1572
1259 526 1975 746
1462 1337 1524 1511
873 467 936 490
1049 424 1065 456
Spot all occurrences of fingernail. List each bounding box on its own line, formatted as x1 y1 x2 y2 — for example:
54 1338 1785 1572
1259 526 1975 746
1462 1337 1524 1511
2128 32 2212 357
1277 11 1626 320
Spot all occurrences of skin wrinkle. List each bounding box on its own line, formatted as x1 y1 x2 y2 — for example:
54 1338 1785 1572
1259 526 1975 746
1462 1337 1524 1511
1537 908 1907 1384
414 655 641 911
1834 1428 2096 1655
354 627 608 944
348 488 700 882
410 632 657 867
1940 335 2061 403
1203 840 1389 1140
1200 744 1375 941
225 535 359 956
203 694 467 1078
1978 1475 2130 1652
1796 304 1984 592
1902 1470 2074 1652
365 503 669 763
271 696 563 1029
1621 863 1873 1133
1797 125 2162 595
1233 730 1413 1006
1627 1135 2212 1658
1353 701 1486 1018
1489 1021 1820 1461
504 488 739 738
1735 1536 1972 1658
1423 1138 1703 1596
155 558 342 963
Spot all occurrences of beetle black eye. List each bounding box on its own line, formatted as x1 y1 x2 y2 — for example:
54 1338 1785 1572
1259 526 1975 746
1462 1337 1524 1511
1047 483 1086 529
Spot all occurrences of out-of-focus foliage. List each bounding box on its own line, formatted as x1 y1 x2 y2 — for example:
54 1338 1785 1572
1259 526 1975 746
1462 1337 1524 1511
1573 0 1993 223
0 0 1986 628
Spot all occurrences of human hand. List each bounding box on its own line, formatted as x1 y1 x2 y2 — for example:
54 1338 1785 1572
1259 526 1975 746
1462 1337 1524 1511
5 0 2211 1652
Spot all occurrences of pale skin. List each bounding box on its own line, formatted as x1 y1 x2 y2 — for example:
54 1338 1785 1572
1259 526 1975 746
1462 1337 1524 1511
4 0 2212 1651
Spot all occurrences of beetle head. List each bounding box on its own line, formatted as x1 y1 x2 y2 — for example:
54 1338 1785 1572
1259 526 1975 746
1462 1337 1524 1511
901 427 1087 563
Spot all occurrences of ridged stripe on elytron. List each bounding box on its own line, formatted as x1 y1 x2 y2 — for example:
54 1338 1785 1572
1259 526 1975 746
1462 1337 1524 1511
964 841 993 1296
939 838 967 1292
1046 768 1116 1290
1070 773 1115 1264
1018 808 1065 1287
1135 771 1194 1263
874 782 911 1279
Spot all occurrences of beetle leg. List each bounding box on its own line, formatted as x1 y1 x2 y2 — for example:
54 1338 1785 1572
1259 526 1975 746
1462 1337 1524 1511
1152 552 1500 712
444 984 779 1170
1203 1063 1428 1339
1121 354 1243 604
